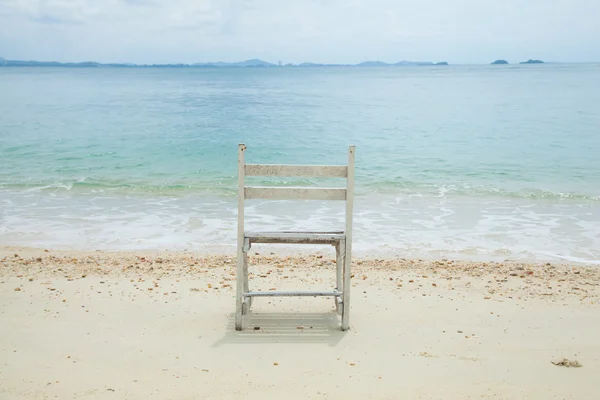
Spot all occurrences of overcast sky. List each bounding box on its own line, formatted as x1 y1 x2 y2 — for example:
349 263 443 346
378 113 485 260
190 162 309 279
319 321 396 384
1 0 599 64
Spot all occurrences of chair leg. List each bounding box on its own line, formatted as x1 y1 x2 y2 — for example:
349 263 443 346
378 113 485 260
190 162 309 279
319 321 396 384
335 243 343 315
335 243 342 292
235 243 245 331
235 301 243 331
242 250 250 315
341 240 351 331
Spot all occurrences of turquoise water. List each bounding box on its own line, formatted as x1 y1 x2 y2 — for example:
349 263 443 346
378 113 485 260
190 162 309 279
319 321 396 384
1 65 599 262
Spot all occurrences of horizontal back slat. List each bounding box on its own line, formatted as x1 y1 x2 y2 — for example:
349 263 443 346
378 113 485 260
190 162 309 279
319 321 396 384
245 164 347 178
245 186 346 201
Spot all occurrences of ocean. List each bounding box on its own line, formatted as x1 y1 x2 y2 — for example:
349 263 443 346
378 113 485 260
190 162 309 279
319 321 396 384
1 64 599 263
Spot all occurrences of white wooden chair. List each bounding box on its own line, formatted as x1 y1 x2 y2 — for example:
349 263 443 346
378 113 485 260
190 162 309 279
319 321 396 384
236 144 355 331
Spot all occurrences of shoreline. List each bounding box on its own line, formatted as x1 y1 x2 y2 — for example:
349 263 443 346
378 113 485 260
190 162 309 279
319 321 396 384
3 189 600 267
2 246 599 302
2 244 599 267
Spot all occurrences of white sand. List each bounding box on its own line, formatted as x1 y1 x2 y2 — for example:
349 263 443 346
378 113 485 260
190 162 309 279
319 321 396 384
1 247 599 399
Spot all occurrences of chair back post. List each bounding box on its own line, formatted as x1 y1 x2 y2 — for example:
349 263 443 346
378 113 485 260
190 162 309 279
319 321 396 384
342 145 355 330
345 145 355 252
236 143 246 329
237 144 246 245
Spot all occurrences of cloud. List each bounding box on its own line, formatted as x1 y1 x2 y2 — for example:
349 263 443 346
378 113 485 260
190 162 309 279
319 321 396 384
0 0 599 63
1 0 105 23
122 0 158 6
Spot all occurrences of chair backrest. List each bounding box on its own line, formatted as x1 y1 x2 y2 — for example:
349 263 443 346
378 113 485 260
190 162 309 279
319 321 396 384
237 143 355 235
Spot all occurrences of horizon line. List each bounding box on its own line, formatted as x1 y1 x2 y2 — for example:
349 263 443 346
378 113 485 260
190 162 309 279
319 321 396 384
1 57 597 67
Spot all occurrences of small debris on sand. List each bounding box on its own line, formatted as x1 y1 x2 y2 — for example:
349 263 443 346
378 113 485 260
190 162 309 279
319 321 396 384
552 358 582 368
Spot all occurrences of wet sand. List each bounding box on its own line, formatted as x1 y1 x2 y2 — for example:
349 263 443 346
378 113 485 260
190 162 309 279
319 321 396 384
1 246 599 399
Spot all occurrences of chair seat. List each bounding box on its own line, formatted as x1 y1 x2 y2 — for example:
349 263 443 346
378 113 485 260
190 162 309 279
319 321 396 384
245 231 345 245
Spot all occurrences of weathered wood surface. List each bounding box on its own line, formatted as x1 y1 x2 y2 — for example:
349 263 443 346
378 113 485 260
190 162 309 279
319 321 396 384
245 291 342 297
244 186 346 201
245 164 347 178
246 231 345 245
341 145 355 331
235 144 247 331
235 143 355 331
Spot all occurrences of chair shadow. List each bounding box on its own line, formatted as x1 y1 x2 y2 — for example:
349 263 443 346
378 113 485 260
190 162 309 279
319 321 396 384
213 311 346 347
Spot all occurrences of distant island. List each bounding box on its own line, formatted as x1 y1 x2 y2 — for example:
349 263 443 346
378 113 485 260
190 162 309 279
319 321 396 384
0 57 450 68
193 59 274 68
519 59 544 64
491 60 509 65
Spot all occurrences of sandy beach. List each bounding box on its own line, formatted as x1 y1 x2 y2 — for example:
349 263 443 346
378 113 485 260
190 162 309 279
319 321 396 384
1 246 599 399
